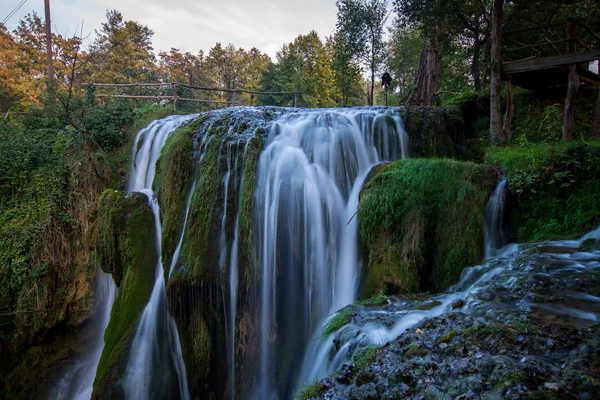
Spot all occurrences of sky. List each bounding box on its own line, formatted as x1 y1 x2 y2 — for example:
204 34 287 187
0 0 340 59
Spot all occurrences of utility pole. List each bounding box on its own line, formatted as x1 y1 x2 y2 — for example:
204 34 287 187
44 0 54 86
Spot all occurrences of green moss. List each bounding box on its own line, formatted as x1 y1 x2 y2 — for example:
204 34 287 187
93 190 158 394
404 343 427 358
485 140 600 242
238 135 264 291
322 307 353 337
191 313 211 380
154 123 195 270
292 379 325 400
353 345 378 370
359 159 496 294
355 292 388 306
438 329 456 343
181 137 222 284
417 300 442 311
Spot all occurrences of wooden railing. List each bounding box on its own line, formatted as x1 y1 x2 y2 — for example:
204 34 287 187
502 19 600 69
83 82 302 112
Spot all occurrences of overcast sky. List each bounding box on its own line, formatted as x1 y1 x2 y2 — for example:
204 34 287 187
1 0 340 59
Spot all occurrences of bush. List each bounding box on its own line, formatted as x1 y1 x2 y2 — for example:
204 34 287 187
485 140 600 241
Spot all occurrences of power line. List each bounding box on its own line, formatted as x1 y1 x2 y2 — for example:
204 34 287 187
2 0 28 25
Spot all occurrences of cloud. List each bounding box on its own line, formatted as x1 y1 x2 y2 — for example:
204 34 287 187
1 0 339 59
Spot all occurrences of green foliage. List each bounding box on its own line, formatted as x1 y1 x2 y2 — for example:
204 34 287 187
94 190 158 393
154 119 198 270
292 379 325 400
322 307 354 337
238 136 264 291
336 0 388 105
182 136 222 283
359 159 496 294
485 140 600 241
353 345 378 370
260 31 338 108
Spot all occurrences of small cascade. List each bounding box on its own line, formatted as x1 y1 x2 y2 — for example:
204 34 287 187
297 223 600 396
51 271 117 400
254 108 408 398
483 177 507 259
121 115 196 399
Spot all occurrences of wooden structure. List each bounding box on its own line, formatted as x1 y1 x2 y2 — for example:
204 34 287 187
83 82 302 111
500 19 600 140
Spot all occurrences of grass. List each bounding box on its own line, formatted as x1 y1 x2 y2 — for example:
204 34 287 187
485 140 600 241
358 158 497 294
292 379 325 400
322 307 353 337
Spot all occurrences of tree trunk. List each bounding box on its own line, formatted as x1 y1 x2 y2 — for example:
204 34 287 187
370 67 375 106
562 64 579 140
409 31 443 107
472 36 482 91
562 20 578 141
503 79 514 140
490 0 505 143
592 89 600 137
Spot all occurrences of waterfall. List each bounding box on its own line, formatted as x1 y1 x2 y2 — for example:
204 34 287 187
122 115 196 399
483 177 507 259
51 271 117 400
254 108 408 398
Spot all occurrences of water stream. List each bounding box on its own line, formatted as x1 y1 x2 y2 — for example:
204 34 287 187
122 115 196 400
254 108 408 398
51 271 117 400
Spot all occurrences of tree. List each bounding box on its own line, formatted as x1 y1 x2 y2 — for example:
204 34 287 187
262 32 338 108
89 10 156 83
384 25 421 104
336 0 388 106
327 33 365 106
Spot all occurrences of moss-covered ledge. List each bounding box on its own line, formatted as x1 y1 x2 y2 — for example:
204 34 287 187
92 190 158 399
358 159 498 296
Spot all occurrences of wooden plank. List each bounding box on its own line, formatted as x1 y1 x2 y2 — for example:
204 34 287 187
503 49 600 74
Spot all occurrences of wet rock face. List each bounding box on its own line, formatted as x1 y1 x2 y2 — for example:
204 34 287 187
307 239 600 399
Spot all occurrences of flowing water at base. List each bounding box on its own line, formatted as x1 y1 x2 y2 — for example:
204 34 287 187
50 271 117 400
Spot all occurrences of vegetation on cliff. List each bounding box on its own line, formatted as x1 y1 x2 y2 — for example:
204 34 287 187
93 190 158 397
358 158 497 295
486 140 600 242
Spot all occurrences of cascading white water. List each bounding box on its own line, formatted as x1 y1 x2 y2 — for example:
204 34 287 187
121 115 196 400
484 177 507 259
295 175 513 388
254 108 408 398
51 271 117 400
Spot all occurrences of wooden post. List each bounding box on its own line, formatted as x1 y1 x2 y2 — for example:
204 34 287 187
592 89 600 137
44 0 54 86
294 91 301 108
562 19 578 141
490 0 505 143
383 84 388 106
503 78 514 140
172 83 179 113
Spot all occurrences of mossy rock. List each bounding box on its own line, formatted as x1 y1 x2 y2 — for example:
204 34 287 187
154 124 195 271
358 159 498 295
92 190 158 399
